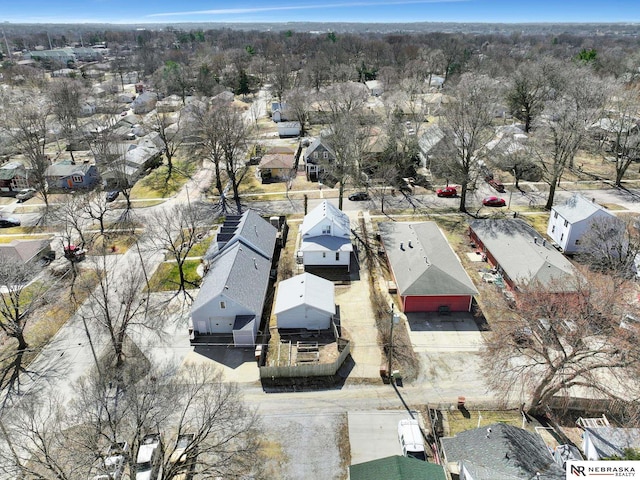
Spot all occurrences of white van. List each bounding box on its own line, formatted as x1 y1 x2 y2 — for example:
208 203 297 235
398 418 426 461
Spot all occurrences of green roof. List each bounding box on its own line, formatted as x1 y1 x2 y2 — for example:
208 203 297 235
349 456 446 480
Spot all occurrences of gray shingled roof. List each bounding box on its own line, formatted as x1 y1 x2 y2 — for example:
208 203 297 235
440 423 564 480
192 241 271 317
469 218 577 290
305 137 336 160
0 238 51 264
299 235 353 253
274 272 336 317
585 427 640 459
205 210 277 262
300 200 350 237
553 194 614 224
379 222 478 297
45 163 94 178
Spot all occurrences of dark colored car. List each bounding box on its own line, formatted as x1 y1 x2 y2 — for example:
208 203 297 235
0 217 21 228
348 192 370 201
106 190 120 202
436 186 457 197
482 196 506 207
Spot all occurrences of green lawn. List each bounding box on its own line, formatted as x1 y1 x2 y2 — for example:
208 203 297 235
147 260 202 292
131 160 197 199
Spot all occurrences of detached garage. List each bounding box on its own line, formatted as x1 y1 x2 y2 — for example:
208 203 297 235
379 222 478 313
274 272 335 330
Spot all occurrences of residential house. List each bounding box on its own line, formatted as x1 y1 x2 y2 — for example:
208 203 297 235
45 162 99 190
0 161 30 193
131 91 158 114
257 153 296 182
440 423 564 480
191 210 277 347
365 80 384 97
582 427 640 460
299 200 353 271
271 102 291 122
418 124 445 169
274 273 335 330
349 455 446 480
469 218 578 292
547 194 616 254
0 238 53 266
100 133 164 187
304 137 336 181
156 94 184 113
379 222 478 313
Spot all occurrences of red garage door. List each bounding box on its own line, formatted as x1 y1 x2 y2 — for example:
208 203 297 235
403 295 472 313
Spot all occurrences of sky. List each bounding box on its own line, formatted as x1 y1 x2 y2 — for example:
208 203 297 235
2 0 640 24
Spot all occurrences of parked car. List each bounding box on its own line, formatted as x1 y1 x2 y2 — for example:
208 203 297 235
436 186 457 197
106 190 120 202
482 196 506 207
0 217 21 228
92 441 129 480
135 434 162 480
15 188 36 202
486 176 506 193
398 419 426 461
348 191 370 201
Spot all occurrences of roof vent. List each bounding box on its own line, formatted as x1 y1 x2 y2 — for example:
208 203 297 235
400 242 404 251
533 237 538 244
408 241 413 248
253 258 257 269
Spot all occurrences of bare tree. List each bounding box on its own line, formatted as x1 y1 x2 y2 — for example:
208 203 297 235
431 74 498 213
48 77 85 152
83 189 112 237
0 258 53 405
577 215 640 281
483 270 640 416
505 60 553 133
145 203 210 298
148 110 185 180
284 87 312 137
534 65 608 210
493 143 542 189
2 94 52 211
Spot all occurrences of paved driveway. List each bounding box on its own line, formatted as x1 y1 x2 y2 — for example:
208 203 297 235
404 312 484 353
348 410 416 465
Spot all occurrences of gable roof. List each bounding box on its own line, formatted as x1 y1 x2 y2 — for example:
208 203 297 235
258 153 295 170
553 194 615 224
0 238 51 264
349 455 446 480
379 222 478 297
299 235 353 253
441 423 564 480
305 137 335 160
585 427 640 459
418 124 445 155
205 210 277 262
274 272 336 317
45 162 94 178
192 241 272 317
469 218 577 290
300 200 350 237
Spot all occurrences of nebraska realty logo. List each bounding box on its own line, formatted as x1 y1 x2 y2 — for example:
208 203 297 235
567 461 640 478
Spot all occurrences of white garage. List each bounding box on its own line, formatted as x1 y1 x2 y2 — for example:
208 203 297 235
274 273 335 330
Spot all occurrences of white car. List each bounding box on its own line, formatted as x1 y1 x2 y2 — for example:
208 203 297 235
15 188 36 202
136 434 162 480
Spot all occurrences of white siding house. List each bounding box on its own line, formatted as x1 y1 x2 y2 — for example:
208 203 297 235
582 427 640 460
274 273 335 330
299 201 353 270
547 194 615 253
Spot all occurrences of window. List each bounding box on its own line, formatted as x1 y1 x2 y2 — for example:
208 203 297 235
220 301 226 309
575 239 581 245
560 233 564 241
554 212 558 219
72 175 83 183
322 252 326 258
323 151 329 159
335 252 340 261
551 225 555 233
313 151 318 159
564 220 569 227
322 225 331 235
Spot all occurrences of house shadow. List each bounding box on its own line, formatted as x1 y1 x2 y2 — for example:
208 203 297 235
193 344 256 370
303 249 361 283
404 312 480 333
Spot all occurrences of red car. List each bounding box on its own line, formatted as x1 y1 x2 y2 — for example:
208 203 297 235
482 196 506 207
436 186 457 197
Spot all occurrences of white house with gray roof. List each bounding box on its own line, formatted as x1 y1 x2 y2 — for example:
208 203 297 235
379 222 477 312
441 423 564 480
191 210 277 346
299 201 352 271
470 218 577 292
547 194 616 253
582 427 640 460
274 273 335 330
